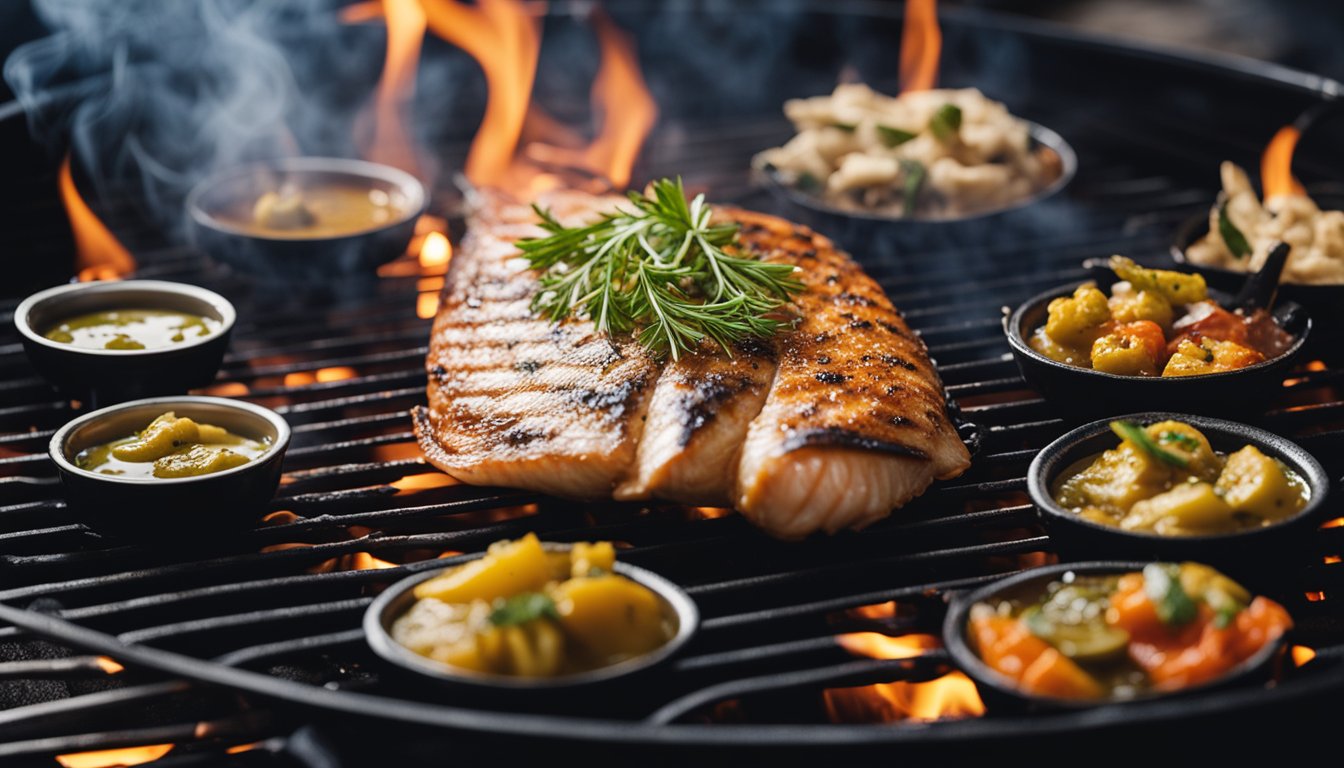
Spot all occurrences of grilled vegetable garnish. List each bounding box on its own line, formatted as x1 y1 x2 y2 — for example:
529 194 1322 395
518 177 803 360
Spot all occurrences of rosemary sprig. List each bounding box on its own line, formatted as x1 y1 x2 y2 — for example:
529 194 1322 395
517 178 804 360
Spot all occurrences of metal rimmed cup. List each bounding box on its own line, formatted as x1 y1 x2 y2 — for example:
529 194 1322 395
15 280 236 406
186 156 427 280
364 543 699 712
49 395 290 538
943 561 1292 712
1026 412 1328 575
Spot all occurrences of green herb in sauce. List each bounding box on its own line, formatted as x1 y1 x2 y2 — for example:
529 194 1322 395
44 310 220 351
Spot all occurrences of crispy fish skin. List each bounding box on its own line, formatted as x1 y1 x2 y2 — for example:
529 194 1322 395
415 190 970 535
729 210 971 538
412 190 660 498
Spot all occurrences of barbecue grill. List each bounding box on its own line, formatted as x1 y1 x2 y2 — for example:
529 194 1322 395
2 2 1343 763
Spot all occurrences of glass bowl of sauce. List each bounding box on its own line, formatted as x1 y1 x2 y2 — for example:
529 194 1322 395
15 280 236 405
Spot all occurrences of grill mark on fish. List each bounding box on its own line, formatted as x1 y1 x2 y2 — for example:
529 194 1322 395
417 189 969 531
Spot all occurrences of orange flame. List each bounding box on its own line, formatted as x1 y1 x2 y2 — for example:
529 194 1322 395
523 12 656 188
847 602 898 620
358 0 427 174
1262 125 1306 198
55 745 174 768
1293 645 1317 666
94 656 125 674
422 0 542 188
58 154 135 282
899 0 941 92
828 631 985 723
825 671 984 723
838 632 938 659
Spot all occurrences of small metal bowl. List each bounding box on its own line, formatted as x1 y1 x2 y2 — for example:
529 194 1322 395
186 157 427 280
759 120 1077 259
50 396 290 538
1003 273 1310 419
365 543 699 711
1028 413 1328 574
15 280 236 406
1171 195 1344 346
943 561 1292 712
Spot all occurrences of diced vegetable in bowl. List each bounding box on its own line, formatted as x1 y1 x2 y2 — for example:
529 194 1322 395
364 534 698 691
1027 413 1327 566
944 561 1294 707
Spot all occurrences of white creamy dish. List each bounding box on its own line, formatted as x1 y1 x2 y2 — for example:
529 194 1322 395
753 84 1063 219
1185 161 1344 284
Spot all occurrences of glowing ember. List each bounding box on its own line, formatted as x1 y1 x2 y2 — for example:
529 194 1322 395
1322 517 1344 529
225 741 265 754
283 367 358 387
838 632 937 659
899 0 941 92
391 472 458 492
352 551 399 570
1261 125 1306 199
417 292 440 319
55 745 174 768
1293 645 1317 666
1305 591 1326 602
693 506 733 520
198 382 250 397
419 230 451 269
94 656 125 674
847 602 898 620
58 154 135 282
422 0 541 188
1326 555 1342 565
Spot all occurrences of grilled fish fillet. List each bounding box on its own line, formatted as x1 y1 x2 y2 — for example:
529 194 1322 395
413 189 970 538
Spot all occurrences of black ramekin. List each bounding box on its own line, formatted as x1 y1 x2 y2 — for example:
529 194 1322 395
15 280 236 406
759 120 1077 260
1027 412 1328 577
364 543 699 714
943 561 1292 713
49 396 290 538
1004 273 1310 418
186 157 427 280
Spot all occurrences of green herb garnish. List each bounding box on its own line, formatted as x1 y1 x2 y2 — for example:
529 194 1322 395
1111 420 1190 468
1143 563 1198 627
488 592 558 627
877 124 917 148
1218 200 1252 259
1158 431 1201 451
929 103 962 141
830 122 857 133
796 171 821 192
518 177 805 361
901 159 927 217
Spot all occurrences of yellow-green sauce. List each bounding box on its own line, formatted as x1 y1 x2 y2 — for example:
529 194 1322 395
221 184 409 238
76 412 271 479
44 310 220 351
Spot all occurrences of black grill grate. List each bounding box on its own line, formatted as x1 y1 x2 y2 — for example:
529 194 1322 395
2 4 1344 762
